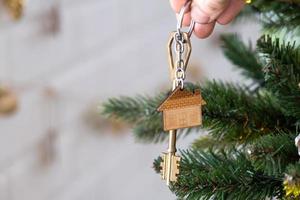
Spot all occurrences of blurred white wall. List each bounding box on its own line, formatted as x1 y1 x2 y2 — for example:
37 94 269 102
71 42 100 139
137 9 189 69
0 0 260 199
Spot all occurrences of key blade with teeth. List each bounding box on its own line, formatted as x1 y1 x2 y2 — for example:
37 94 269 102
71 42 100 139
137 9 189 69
161 152 181 185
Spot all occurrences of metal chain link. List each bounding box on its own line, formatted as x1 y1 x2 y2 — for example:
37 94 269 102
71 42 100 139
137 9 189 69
172 0 194 89
174 31 185 89
173 29 186 89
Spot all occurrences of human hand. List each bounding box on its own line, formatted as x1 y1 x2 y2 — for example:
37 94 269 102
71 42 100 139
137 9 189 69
170 0 245 38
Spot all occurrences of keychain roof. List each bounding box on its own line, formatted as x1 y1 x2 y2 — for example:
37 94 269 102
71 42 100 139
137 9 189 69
157 87 206 111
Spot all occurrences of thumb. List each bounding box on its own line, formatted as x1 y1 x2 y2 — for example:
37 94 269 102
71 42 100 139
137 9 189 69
192 0 231 23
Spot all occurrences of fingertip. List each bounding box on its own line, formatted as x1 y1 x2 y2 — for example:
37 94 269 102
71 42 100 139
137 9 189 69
193 22 215 38
217 17 231 25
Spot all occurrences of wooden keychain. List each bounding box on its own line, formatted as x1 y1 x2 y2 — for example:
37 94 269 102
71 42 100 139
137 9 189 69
157 1 206 185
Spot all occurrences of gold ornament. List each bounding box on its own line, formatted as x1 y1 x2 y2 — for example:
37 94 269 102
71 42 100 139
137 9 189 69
0 87 18 115
245 0 251 3
4 0 24 20
284 179 300 198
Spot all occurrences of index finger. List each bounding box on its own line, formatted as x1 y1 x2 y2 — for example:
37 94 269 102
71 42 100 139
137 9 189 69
169 0 187 13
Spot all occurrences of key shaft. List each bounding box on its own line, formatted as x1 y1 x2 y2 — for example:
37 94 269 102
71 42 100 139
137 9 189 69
160 129 180 186
167 129 177 185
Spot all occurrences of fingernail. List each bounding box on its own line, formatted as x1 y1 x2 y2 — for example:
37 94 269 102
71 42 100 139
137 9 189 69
191 8 210 24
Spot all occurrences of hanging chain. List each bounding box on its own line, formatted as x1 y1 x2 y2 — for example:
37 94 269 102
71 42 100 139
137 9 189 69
173 31 186 89
172 0 194 89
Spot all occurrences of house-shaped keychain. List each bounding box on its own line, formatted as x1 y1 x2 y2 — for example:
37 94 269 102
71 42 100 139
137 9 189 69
157 86 206 131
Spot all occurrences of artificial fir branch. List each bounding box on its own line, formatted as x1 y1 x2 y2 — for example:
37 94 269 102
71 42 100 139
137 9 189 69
197 81 291 142
102 81 291 143
247 1 300 34
248 132 299 175
152 133 298 199
191 132 299 175
171 149 283 200
220 34 264 82
191 135 232 150
101 94 166 124
153 156 163 174
132 112 165 143
257 35 300 120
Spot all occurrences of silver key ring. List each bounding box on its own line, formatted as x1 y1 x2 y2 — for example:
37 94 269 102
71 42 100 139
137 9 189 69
176 0 195 37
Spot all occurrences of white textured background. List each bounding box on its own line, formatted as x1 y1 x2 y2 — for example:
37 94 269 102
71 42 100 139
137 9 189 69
0 0 259 199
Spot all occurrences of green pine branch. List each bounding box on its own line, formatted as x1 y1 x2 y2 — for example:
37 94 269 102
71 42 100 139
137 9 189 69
102 81 291 143
191 131 299 177
257 2 300 34
257 35 300 120
241 1 300 34
101 94 165 124
220 34 264 82
101 93 167 142
198 81 292 142
171 149 283 200
191 135 232 150
248 132 299 175
153 132 297 199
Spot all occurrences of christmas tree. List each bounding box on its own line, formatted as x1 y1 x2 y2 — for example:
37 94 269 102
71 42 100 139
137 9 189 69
102 1 300 199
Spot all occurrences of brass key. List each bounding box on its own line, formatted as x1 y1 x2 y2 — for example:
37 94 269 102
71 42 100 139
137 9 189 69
161 130 180 185
159 1 194 186
159 31 191 185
